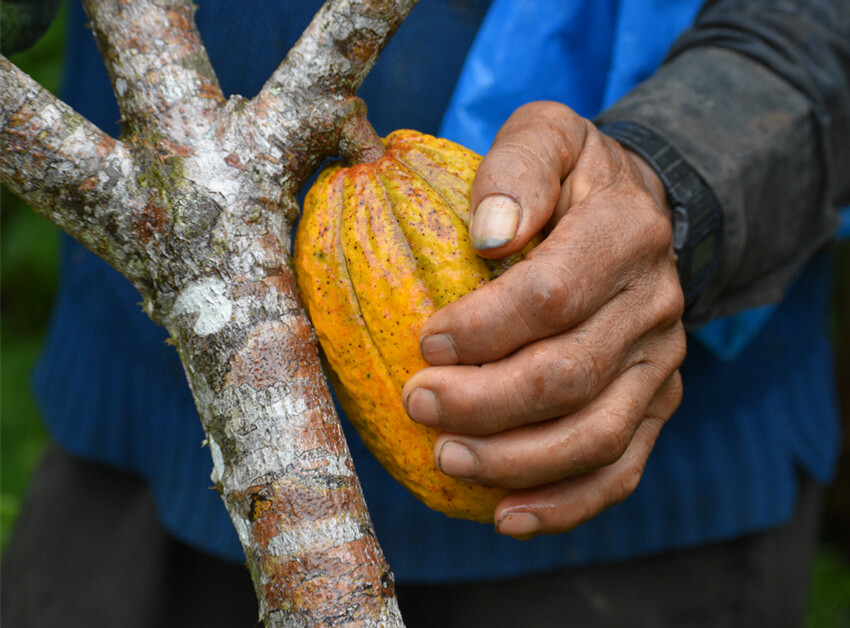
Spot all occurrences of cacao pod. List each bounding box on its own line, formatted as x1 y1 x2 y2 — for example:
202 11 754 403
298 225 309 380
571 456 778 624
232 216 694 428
294 130 533 522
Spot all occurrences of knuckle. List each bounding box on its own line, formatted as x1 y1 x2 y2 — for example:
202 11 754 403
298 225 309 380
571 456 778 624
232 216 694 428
652 274 685 326
539 128 573 179
496 155 561 217
668 369 685 400
631 199 672 254
497 451 543 490
668 323 688 368
616 457 645 500
435 370 502 435
493 140 553 180
501 273 545 341
652 370 685 420
556 343 599 405
521 257 584 329
473 364 539 434
593 413 631 466
511 101 556 122
513 101 576 128
651 209 674 251
572 501 599 529
510 350 568 423
576 141 619 187
645 322 688 377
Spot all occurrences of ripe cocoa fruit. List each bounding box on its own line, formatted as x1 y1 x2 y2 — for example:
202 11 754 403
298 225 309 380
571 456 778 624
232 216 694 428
295 130 532 522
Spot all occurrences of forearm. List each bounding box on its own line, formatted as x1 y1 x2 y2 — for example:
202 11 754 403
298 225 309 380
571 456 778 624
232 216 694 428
595 0 850 325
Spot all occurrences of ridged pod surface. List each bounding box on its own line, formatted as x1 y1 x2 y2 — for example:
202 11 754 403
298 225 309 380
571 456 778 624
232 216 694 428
295 130 532 522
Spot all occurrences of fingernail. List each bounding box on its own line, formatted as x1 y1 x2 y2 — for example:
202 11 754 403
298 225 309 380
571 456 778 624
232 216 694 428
469 194 521 250
420 333 458 365
497 511 541 537
438 441 476 479
405 388 440 426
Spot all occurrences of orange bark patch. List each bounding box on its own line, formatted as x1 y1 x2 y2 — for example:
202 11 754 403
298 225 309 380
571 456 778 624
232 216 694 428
8 104 36 128
165 8 193 36
286 419 351 461
261 273 301 310
224 151 245 170
134 203 169 246
238 475 361 550
262 538 391 616
78 176 98 193
198 83 221 100
259 233 284 259
160 138 193 157
344 37 380 68
95 136 117 158
231 279 269 300
224 317 319 390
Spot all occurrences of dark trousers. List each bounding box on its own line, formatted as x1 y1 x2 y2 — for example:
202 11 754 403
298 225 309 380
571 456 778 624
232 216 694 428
2 444 823 627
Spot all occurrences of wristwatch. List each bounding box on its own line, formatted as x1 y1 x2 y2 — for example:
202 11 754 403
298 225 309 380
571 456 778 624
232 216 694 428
597 121 724 305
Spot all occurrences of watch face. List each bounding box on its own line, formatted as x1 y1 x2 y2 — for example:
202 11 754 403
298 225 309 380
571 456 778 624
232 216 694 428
691 232 717 277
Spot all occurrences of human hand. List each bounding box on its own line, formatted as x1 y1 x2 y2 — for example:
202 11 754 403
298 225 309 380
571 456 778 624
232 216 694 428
401 101 686 537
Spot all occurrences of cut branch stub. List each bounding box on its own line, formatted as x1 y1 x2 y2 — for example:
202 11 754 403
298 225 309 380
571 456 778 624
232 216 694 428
1 0 422 625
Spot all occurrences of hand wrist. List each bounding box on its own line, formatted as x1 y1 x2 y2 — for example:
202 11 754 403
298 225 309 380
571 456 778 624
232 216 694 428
596 121 724 305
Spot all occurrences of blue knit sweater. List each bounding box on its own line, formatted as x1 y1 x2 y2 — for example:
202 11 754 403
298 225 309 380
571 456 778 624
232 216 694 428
33 0 842 583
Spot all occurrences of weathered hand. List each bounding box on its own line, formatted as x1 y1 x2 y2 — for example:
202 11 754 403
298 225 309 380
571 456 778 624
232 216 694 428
401 102 686 537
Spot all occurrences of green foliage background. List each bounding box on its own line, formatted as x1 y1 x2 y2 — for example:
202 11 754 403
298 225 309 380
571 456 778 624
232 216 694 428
0 5 847 625
1 1 64 550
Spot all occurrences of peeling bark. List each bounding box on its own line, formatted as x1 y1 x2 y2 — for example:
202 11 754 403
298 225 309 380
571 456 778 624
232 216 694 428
0 0 419 625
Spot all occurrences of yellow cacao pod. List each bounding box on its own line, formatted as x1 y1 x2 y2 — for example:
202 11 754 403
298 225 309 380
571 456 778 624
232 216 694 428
294 129 531 522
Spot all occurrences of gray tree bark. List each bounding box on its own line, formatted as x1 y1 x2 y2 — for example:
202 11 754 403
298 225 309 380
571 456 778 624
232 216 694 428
0 1 418 625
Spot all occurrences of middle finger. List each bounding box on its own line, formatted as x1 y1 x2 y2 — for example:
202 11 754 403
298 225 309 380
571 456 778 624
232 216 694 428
403 284 664 435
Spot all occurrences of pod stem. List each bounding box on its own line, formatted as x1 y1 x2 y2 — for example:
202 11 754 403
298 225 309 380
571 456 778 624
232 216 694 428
339 114 386 164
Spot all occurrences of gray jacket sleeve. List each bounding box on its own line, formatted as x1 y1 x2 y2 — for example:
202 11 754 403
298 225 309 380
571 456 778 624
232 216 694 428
594 0 850 326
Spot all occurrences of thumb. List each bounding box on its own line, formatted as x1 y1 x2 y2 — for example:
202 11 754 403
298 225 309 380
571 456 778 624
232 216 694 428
468 101 588 258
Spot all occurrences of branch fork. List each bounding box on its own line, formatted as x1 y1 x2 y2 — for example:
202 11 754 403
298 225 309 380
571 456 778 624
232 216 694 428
0 1 419 625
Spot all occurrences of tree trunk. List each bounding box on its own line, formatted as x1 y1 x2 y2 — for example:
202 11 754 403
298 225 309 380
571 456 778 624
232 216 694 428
0 1 418 625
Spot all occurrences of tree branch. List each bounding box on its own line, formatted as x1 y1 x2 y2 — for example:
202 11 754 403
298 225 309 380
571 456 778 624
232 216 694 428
3 1 422 623
243 0 417 192
83 0 223 140
259 0 418 101
171 274 404 625
0 56 147 285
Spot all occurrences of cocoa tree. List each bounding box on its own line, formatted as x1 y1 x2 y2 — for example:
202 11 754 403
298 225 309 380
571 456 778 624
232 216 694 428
0 0 418 625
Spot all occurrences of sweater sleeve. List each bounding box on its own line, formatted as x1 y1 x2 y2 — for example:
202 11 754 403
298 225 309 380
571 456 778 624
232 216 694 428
595 0 850 326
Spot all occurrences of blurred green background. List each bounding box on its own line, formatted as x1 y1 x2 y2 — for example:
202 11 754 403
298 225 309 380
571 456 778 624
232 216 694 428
1 0 64 552
1 4 848 625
